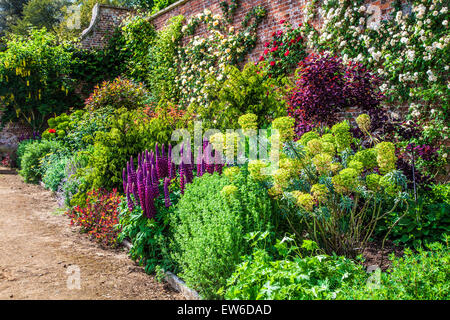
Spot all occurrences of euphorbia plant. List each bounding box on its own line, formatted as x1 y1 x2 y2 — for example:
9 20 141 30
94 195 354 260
243 114 408 258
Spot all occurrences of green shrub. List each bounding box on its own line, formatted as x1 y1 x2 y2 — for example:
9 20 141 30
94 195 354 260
41 152 70 192
16 139 36 169
61 149 91 207
380 183 450 247
84 108 154 192
338 239 450 300
198 63 288 130
0 28 78 130
224 239 366 300
169 170 274 299
84 77 150 112
19 139 64 183
146 15 184 101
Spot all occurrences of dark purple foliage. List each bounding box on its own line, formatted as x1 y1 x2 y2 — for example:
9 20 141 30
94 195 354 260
288 53 384 137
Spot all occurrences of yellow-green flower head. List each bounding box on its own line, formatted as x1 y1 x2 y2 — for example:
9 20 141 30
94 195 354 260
223 166 240 182
353 148 377 170
238 113 258 136
272 116 295 143
348 160 364 174
312 153 333 175
321 141 336 156
330 162 342 174
299 131 320 146
366 173 381 191
292 191 315 212
224 132 241 156
332 168 359 193
221 185 239 200
356 114 371 133
311 184 328 203
209 132 225 151
248 159 269 181
273 168 291 189
279 158 301 176
375 142 396 174
379 174 401 196
306 138 323 156
331 121 352 152
268 183 283 198
321 133 335 144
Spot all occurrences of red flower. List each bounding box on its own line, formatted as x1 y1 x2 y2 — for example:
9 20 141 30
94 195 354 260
280 19 286 24
259 56 265 62
271 46 278 52
284 50 290 57
264 42 270 47
48 129 56 133
270 61 276 67
264 49 269 55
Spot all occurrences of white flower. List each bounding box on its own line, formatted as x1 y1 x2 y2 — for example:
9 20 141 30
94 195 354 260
443 20 448 26
181 25 188 33
406 50 415 61
433 11 438 16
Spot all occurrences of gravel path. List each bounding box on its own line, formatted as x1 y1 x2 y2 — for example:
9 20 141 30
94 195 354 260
0 167 183 300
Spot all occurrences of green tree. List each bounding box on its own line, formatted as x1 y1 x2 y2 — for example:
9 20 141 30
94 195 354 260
0 28 77 130
0 0 29 35
56 0 123 41
10 0 69 35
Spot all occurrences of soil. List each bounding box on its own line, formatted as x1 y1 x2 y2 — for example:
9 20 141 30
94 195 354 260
362 240 405 272
0 166 183 300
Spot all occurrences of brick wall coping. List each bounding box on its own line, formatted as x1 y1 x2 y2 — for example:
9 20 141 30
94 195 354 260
147 0 191 21
81 4 133 39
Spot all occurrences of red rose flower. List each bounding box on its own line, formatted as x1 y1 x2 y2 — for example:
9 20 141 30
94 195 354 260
264 49 269 55
270 61 276 67
284 50 290 57
270 46 278 52
259 56 265 62
280 19 286 24
264 42 270 47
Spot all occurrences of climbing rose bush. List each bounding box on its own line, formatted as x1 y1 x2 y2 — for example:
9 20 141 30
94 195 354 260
257 20 307 78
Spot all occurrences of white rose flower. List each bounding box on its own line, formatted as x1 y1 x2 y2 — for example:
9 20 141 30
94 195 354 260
443 20 448 26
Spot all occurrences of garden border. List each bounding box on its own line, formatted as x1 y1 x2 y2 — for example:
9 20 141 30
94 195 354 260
121 239 201 300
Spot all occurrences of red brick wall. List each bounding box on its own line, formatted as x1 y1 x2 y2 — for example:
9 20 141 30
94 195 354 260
81 4 133 50
150 0 400 63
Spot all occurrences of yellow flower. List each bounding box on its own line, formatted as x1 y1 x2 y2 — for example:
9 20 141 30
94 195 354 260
272 116 295 143
248 159 269 181
291 191 315 212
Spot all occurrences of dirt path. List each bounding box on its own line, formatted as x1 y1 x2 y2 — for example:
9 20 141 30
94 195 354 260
0 167 183 300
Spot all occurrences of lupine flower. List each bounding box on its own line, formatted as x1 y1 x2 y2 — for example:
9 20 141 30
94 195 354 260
197 146 204 177
164 178 172 208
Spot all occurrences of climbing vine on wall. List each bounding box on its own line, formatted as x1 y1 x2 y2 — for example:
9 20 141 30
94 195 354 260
175 5 267 107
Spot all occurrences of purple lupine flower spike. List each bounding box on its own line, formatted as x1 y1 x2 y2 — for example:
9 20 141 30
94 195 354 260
205 144 214 174
197 146 203 177
137 169 145 213
215 151 223 174
164 178 171 208
126 184 134 212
